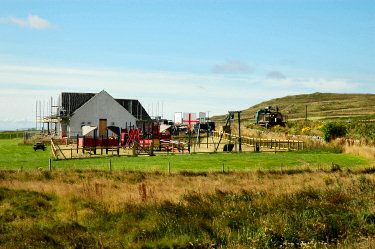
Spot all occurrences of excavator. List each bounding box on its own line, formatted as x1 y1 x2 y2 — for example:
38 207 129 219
255 106 287 128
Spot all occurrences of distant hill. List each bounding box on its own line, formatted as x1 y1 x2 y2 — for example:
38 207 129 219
213 92 375 121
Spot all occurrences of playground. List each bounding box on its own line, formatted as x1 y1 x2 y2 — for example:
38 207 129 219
49 111 306 160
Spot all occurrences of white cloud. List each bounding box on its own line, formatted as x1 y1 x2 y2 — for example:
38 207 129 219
267 71 287 79
8 14 53 29
0 64 363 130
212 60 253 74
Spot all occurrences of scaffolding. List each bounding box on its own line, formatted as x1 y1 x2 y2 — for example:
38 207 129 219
35 95 63 136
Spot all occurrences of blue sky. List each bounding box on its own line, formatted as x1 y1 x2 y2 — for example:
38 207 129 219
0 0 374 129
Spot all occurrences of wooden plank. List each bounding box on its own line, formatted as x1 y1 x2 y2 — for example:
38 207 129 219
50 139 57 159
55 142 67 160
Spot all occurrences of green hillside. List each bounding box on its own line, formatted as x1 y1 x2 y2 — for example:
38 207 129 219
215 92 375 121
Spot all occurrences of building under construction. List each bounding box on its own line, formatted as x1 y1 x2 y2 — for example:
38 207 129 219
36 90 150 137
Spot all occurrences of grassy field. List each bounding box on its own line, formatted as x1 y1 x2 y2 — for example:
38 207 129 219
213 92 375 121
2 139 375 248
2 169 375 248
0 139 372 171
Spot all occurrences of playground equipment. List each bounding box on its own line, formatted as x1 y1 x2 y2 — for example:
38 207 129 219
73 120 188 158
183 113 200 153
216 111 242 152
193 121 216 151
121 122 188 154
255 106 286 128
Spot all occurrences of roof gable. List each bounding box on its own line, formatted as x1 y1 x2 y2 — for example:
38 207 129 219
72 90 137 125
61 91 150 120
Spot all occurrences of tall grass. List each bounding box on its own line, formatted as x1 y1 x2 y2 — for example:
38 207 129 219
344 144 375 160
2 170 375 248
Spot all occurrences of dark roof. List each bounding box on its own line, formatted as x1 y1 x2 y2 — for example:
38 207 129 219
61 92 95 115
115 99 150 120
61 92 150 120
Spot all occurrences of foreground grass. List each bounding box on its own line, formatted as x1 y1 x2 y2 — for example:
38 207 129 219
2 169 375 248
0 139 372 171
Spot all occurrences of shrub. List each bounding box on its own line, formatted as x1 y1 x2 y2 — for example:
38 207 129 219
349 123 375 140
301 127 311 134
321 122 347 142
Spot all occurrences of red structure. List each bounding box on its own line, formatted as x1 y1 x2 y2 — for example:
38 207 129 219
183 113 199 131
77 121 184 156
78 137 119 147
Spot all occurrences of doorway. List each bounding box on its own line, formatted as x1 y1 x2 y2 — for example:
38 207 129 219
99 119 107 137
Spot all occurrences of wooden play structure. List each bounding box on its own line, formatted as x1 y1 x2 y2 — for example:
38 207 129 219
51 121 187 160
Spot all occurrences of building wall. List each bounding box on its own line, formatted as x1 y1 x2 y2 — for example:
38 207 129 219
68 91 137 137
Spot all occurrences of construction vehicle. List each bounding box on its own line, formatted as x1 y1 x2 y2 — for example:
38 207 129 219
255 106 286 128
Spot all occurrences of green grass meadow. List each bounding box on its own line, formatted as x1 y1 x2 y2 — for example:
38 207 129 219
3 139 375 248
0 139 371 172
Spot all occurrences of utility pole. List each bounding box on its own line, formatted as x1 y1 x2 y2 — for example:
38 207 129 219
238 111 242 152
35 100 38 130
50 96 53 135
39 100 44 130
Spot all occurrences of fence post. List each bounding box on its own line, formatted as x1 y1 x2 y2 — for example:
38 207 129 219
149 141 154 156
76 134 79 154
235 138 238 152
82 136 85 154
106 131 109 155
222 163 225 173
49 158 52 171
117 136 120 156
94 131 97 155
281 162 283 173
168 162 171 175
101 135 103 155
109 159 112 171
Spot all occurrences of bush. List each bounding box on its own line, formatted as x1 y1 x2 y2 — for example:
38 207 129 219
349 123 375 140
321 122 347 142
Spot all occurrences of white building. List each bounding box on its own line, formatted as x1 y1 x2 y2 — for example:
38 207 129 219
59 90 150 137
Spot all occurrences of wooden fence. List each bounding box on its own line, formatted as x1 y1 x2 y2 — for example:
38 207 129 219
51 138 128 160
212 131 304 151
50 131 305 160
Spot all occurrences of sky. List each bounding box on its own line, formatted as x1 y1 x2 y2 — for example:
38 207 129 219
0 0 374 130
